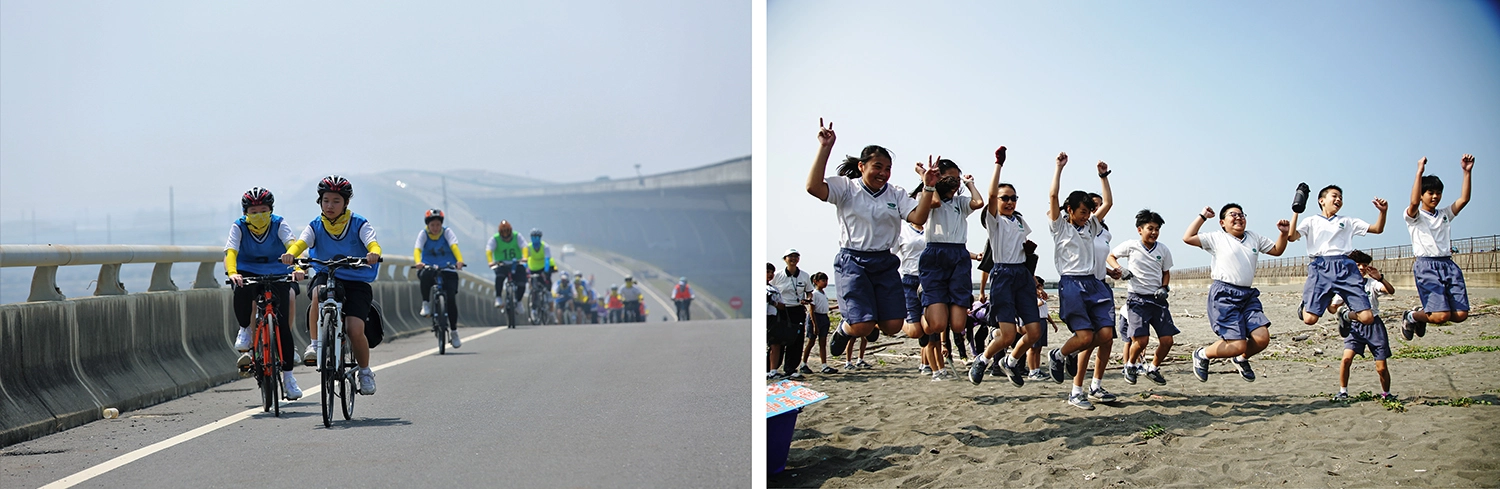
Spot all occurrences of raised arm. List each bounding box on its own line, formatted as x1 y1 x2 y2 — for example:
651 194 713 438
1406 156 1426 219
906 159 939 226
1367 198 1389 234
1452 154 1474 215
1047 152 1066 222
806 118 835 201
1094 161 1113 221
1182 206 1213 248
1267 219 1292 256
964 174 984 210
986 146 1006 216
1287 211 1302 242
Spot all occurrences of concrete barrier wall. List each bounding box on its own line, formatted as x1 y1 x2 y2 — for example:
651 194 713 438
1 274 502 447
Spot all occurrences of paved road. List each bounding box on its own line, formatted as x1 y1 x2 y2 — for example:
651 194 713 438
3 319 750 488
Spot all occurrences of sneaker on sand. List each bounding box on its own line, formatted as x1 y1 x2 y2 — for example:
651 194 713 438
918 364 932 375
234 327 253 352
1089 386 1117 403
996 357 1025 387
1193 348 1210 382
1027 370 1049 382
283 373 303 400
843 362 857 371
968 359 987 385
1048 349 1067 384
1064 351 1079 378
821 365 839 374
1122 365 1139 385
419 301 431 317
450 329 462 348
856 360 873 370
1401 308 1419 341
1068 393 1095 410
798 364 814 374
358 368 376 395
1333 392 1350 401
1232 357 1256 382
766 370 781 380
1144 368 1167 386
787 372 805 380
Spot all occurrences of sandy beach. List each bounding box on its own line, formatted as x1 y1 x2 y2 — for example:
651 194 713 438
769 284 1500 488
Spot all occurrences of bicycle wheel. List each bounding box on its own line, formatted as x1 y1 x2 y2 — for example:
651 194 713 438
269 329 282 417
433 291 447 354
319 317 336 428
340 370 354 420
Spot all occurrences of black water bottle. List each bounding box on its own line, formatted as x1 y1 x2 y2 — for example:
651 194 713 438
1292 182 1310 213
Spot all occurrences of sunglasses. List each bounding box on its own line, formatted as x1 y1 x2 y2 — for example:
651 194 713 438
999 195 1019 202
1227 212 1247 219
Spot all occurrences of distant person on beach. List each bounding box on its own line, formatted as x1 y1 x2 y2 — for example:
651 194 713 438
798 272 838 374
1026 276 1057 381
767 262 793 379
805 119 936 360
1036 153 1118 411
1107 209 1176 386
1327 250 1396 401
913 157 984 381
968 147 1048 391
1287 183 1389 335
841 319 873 371
892 218 931 376
1183 203 1290 384
1400 155 1475 340
773 249 815 379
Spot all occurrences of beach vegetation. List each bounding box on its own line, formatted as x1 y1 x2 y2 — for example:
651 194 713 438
1421 397 1492 407
1139 424 1167 440
1326 392 1407 412
1389 345 1500 360
1478 333 1500 341
1482 297 1499 306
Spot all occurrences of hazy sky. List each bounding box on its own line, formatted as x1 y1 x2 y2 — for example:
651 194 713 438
1 0 748 221
768 1 1500 280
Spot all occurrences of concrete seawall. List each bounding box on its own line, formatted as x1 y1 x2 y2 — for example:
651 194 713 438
1 280 501 447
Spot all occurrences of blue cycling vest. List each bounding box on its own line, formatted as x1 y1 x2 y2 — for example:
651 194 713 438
235 215 293 276
421 229 457 267
308 212 380 283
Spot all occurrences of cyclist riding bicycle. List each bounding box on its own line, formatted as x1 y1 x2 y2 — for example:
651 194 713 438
606 284 624 323
486 220 526 308
572 274 593 322
226 187 306 400
620 276 645 322
281 175 383 395
672 276 695 321
521 228 554 297
553 272 574 323
415 208 465 349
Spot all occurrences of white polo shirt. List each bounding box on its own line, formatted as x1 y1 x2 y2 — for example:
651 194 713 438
772 268 815 307
1093 226 1113 280
987 211 1032 265
766 284 782 316
1296 214 1369 257
1050 216 1104 276
1332 277 1387 316
1110 239 1174 295
892 222 926 277
825 175 919 252
1199 230 1277 287
811 289 830 315
925 190 976 244
1404 207 1455 257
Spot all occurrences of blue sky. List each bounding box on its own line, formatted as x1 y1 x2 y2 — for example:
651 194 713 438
768 1 1500 280
1 0 748 221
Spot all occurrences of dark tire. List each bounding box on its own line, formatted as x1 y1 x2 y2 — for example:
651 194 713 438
340 371 354 420
320 314 336 428
268 327 281 417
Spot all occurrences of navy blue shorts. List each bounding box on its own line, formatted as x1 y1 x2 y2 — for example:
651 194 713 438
834 248 905 324
1413 256 1470 313
1120 293 1180 340
918 243 973 308
1344 316 1391 360
806 313 830 338
1207 280 1270 341
1058 275 1115 332
902 274 923 324
988 263 1041 327
1010 322 1048 349
1302 255 1370 316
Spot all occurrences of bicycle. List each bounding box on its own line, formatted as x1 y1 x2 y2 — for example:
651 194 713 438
296 255 375 428
422 264 458 354
227 273 297 417
528 271 552 325
493 260 521 329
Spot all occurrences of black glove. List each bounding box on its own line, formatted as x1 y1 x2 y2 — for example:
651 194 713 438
1292 182 1310 214
1154 285 1170 300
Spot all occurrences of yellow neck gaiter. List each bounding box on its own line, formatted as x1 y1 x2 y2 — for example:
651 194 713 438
245 212 272 235
321 209 351 235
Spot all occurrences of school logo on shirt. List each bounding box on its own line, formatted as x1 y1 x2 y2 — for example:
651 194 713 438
887 203 897 209
1339 222 1345 229
1154 255 1162 261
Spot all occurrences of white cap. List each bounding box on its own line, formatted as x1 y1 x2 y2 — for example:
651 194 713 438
784 248 800 257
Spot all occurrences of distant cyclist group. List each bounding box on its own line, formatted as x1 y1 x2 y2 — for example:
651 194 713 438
222 175 675 421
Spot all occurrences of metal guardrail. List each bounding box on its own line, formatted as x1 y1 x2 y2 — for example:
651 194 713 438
0 244 495 303
1174 235 1500 280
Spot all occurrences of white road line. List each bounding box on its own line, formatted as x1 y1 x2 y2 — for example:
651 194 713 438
571 251 677 320
40 325 510 489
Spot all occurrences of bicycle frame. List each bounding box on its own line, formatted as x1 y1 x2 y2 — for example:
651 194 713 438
295 256 374 427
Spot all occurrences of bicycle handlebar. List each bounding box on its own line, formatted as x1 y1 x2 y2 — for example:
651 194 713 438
226 274 298 286
294 256 380 269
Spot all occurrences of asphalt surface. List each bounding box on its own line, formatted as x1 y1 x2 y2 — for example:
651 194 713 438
3 317 750 488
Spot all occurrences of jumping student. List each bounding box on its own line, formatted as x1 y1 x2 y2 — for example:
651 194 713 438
226 187 306 400
890 212 929 375
1288 184 1389 335
1029 153 1119 410
1328 250 1396 401
1107 209 1176 386
968 146 1047 390
805 119 935 358
1401 155 1475 339
1183 204 1291 384
915 157 984 381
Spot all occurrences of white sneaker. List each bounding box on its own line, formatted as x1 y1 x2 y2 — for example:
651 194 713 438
236 352 252 369
494 297 503 308
303 344 318 366
283 373 303 400
419 301 431 317
234 327 252 351
450 329 462 348
358 368 376 395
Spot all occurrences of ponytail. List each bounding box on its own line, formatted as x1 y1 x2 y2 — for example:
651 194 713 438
836 145 892 180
